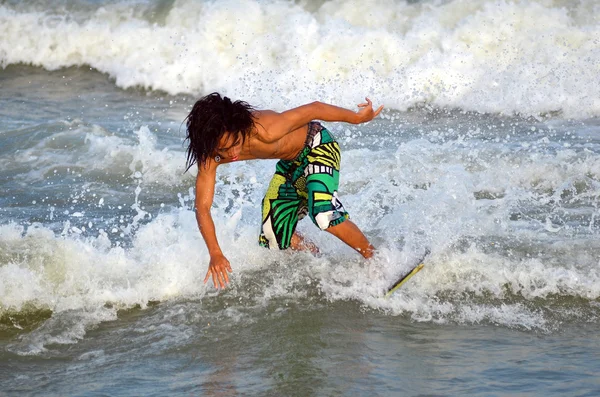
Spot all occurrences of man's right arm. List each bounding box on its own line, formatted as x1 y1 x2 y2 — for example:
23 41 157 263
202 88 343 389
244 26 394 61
195 162 232 288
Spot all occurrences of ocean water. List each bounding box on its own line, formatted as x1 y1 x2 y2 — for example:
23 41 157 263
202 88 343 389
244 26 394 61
1 0 600 395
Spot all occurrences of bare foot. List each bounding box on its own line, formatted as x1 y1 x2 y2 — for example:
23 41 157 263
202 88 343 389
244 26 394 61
290 231 320 255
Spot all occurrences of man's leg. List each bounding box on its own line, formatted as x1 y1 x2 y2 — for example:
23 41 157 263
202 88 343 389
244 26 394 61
259 172 302 250
303 128 375 258
290 231 320 254
326 220 374 259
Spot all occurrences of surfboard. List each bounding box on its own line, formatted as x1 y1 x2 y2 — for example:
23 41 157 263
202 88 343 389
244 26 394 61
384 250 429 298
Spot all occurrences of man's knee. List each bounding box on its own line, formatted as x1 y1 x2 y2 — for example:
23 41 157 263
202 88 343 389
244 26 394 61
310 210 349 231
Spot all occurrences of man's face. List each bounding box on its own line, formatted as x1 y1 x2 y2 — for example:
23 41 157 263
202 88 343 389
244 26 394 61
216 132 242 161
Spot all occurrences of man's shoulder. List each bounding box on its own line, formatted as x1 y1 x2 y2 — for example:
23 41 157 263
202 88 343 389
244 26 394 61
253 109 279 125
252 109 281 138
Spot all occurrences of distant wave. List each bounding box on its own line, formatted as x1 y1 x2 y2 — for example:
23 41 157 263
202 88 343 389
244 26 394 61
1 0 599 117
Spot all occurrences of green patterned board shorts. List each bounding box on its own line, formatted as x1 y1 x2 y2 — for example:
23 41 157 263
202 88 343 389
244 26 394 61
259 122 349 250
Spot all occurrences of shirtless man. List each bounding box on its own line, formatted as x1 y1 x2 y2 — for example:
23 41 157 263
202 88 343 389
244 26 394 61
184 93 384 288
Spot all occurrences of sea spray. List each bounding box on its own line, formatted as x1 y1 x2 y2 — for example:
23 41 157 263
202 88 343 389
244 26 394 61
1 0 599 117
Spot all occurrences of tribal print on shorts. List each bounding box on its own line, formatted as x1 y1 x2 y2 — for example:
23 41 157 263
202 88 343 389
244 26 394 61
259 122 349 250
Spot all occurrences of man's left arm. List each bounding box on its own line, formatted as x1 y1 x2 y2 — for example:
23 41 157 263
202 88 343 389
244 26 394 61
267 98 383 141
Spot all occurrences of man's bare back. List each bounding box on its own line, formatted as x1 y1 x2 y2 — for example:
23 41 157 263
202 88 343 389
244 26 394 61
212 110 309 164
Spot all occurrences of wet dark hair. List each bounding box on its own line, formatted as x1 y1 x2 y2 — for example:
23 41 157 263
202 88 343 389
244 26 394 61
184 92 256 171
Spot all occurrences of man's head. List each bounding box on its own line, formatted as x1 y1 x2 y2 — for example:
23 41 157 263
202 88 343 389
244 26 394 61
184 92 255 170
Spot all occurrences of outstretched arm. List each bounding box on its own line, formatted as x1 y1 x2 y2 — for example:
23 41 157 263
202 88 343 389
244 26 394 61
195 161 232 289
263 98 384 142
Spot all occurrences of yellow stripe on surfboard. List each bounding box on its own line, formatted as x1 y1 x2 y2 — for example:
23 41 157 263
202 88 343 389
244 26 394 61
384 263 425 298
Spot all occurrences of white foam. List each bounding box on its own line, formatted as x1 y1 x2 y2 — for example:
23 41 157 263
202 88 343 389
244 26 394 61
2 120 600 351
1 0 599 117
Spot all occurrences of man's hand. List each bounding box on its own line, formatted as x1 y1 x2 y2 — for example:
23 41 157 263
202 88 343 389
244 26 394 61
355 98 384 123
204 253 232 289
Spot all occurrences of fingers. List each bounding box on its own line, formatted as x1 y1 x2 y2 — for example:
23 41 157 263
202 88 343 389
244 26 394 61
204 264 231 289
357 97 372 108
213 267 226 289
220 267 230 286
356 97 384 123
204 269 218 288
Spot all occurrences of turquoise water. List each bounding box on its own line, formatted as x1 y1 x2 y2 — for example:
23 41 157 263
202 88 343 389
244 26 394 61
2 1 600 395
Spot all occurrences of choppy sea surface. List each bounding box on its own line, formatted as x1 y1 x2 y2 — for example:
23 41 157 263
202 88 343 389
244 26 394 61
1 0 600 395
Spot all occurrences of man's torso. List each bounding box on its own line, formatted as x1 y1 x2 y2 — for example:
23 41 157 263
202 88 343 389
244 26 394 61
235 110 309 162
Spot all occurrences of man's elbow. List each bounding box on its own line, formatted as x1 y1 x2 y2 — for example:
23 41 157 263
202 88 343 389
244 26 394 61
301 101 324 123
309 101 323 112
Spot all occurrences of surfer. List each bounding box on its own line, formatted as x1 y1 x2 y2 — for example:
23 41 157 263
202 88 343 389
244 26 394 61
185 93 384 288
